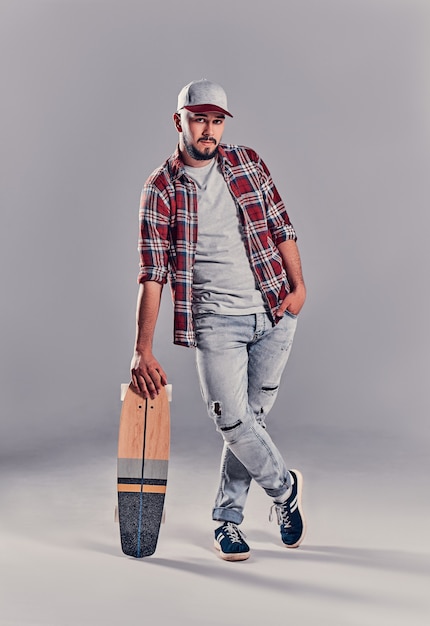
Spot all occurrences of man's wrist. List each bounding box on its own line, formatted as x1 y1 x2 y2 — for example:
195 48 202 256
134 343 152 354
290 282 306 294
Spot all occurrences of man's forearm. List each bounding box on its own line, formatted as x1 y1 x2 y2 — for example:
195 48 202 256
134 281 164 352
131 280 167 397
278 239 305 291
274 239 306 317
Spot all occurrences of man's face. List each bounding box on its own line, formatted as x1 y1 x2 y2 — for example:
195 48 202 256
175 110 225 165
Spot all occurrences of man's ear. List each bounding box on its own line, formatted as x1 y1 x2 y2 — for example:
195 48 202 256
173 112 182 133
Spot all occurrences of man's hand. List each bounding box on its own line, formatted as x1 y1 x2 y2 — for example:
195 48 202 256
130 350 167 399
275 284 306 318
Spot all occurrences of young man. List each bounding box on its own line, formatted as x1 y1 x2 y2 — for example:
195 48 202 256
131 79 306 561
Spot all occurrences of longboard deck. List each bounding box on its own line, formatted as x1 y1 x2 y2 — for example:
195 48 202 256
117 384 170 557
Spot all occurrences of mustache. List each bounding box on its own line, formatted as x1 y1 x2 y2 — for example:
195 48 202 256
198 137 216 144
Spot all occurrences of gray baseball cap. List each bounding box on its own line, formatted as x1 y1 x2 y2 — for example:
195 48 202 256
177 79 233 117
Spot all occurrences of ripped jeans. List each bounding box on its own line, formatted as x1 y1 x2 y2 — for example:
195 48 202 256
194 311 297 525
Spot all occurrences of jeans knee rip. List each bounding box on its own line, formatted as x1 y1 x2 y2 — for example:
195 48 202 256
219 420 242 432
261 385 278 395
210 401 222 417
209 401 243 440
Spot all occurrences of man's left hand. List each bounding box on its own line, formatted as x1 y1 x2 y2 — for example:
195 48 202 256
275 284 306 318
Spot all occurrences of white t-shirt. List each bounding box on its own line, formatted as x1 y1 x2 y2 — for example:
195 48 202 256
184 159 267 316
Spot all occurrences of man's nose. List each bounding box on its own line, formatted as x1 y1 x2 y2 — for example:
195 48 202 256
202 121 214 136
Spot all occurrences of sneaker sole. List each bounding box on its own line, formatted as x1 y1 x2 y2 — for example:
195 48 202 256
282 469 306 549
214 540 250 561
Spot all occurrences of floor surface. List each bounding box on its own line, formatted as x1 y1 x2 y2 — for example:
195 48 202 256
1 440 429 626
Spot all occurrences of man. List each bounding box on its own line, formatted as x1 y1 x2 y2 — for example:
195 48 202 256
131 79 306 561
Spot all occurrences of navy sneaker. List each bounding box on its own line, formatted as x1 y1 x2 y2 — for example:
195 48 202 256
214 522 250 561
269 469 306 548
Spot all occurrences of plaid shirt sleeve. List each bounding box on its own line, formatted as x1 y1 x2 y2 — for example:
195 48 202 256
138 172 171 285
258 154 297 245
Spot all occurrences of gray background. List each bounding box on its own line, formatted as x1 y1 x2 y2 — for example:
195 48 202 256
1 1 429 625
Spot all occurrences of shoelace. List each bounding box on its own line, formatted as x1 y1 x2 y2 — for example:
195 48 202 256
269 503 292 528
223 522 247 544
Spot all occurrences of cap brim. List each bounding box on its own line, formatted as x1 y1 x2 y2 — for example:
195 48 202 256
183 104 233 118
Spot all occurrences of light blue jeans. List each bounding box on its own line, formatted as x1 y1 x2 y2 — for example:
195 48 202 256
194 311 297 525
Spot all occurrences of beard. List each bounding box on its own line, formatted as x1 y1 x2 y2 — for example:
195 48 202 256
183 136 219 161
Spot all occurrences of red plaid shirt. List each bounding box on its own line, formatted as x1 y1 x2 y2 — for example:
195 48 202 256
138 144 297 347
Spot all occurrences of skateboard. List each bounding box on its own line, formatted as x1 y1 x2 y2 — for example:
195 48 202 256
117 383 171 558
